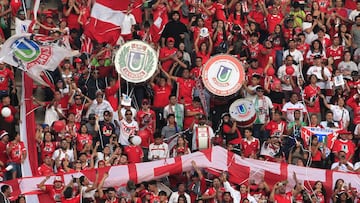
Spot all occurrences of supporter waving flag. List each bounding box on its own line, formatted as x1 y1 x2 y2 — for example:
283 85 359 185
0 33 73 87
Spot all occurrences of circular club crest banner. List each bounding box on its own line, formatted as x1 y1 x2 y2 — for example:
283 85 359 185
115 41 158 83
202 55 245 96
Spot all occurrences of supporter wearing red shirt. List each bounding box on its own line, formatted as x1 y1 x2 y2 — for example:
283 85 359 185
39 14 56 36
38 175 65 203
124 141 144 163
105 77 120 111
259 40 276 69
213 20 229 48
346 94 360 124
36 131 57 162
137 99 156 135
247 59 264 81
68 93 91 124
63 0 80 30
270 182 292 203
169 0 189 25
248 33 264 60
199 0 216 29
247 4 266 31
6 133 26 179
214 1 226 21
296 33 310 59
162 67 195 106
326 35 344 68
332 131 355 162
316 28 332 49
265 112 287 137
38 155 55 176
228 2 248 28
240 128 260 158
202 177 225 203
159 37 178 72
76 124 93 152
220 113 242 145
0 62 15 95
0 131 8 167
303 75 321 115
329 0 348 21
195 35 212 65
259 1 284 33
315 0 331 12
183 97 205 130
150 76 172 108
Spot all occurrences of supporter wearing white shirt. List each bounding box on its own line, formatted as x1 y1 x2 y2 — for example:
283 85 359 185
168 183 191 203
306 55 331 89
319 111 340 129
348 2 360 21
277 55 301 92
320 95 350 129
148 135 169 160
337 51 359 76
282 39 304 67
121 6 136 36
331 151 354 172
86 91 113 121
118 110 139 146
52 139 75 164
282 93 307 122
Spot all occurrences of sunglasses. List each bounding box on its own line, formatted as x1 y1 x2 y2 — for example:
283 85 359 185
142 103 149 105
126 113 132 116
75 97 81 100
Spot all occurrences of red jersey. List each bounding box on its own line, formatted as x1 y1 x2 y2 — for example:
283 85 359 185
222 124 242 145
247 67 264 80
326 46 344 68
189 177 207 203
136 109 156 135
346 96 360 124
64 9 80 30
7 141 26 164
62 195 81 203
296 43 310 59
190 67 201 78
183 105 205 130
228 13 248 28
152 84 172 108
316 0 330 12
203 187 226 203
200 5 216 29
0 142 7 165
45 185 64 202
38 163 54 176
303 85 321 113
105 81 120 111
176 77 196 106
332 139 355 161
0 68 14 91
159 47 177 72
196 51 210 65
215 3 226 21
39 22 56 36
124 145 143 163
345 0 357 9
249 43 264 60
266 14 283 33
240 137 260 158
265 120 287 136
68 104 84 124
248 10 266 30
40 141 57 161
76 133 93 152
274 192 292 203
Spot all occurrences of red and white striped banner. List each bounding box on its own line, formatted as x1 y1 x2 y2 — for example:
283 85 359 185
2 146 360 202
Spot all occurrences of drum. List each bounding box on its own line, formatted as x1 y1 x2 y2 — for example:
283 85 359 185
202 54 245 97
114 40 158 84
229 99 256 127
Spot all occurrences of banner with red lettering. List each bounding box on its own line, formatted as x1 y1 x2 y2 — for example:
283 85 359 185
2 147 360 202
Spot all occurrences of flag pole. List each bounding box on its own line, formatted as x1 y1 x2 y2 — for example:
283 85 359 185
21 0 28 19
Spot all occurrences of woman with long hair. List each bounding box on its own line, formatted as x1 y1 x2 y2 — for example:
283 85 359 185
228 2 247 28
311 181 326 203
306 39 326 65
309 135 326 168
172 135 190 157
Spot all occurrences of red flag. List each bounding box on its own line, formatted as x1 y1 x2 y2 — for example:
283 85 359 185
84 0 129 45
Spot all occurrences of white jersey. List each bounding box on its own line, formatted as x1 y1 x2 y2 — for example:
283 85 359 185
306 66 332 89
277 64 300 91
148 142 169 160
329 105 350 127
118 119 139 146
282 102 307 122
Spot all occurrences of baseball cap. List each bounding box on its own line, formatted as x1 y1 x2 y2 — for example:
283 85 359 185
193 97 201 102
167 37 175 43
54 176 63 183
142 99 149 105
0 130 8 139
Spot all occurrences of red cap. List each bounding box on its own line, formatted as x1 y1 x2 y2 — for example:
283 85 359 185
74 58 82 63
337 129 352 135
0 130 8 139
167 37 175 42
54 176 63 183
65 133 72 138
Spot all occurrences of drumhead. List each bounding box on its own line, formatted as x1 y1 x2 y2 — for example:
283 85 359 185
202 54 245 96
114 40 158 83
229 99 256 122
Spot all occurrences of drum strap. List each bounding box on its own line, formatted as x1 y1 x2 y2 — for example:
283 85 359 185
195 77 208 117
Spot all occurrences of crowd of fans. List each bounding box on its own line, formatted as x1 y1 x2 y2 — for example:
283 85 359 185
0 0 359 202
